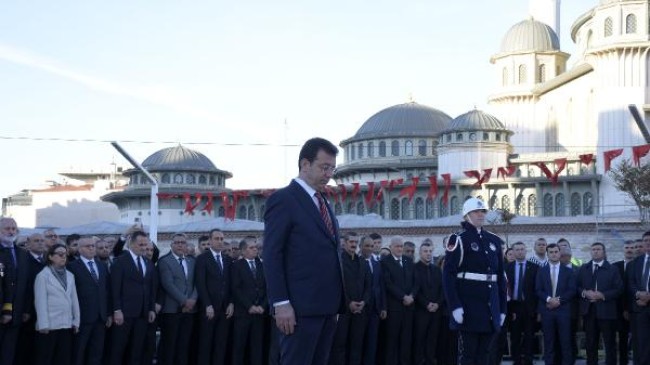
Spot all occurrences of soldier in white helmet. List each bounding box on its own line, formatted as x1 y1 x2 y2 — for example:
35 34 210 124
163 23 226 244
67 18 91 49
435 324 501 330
442 197 507 365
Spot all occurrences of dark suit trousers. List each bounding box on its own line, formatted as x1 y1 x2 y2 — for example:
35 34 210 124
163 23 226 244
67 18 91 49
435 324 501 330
110 317 148 365
385 309 414 365
35 329 73 365
414 309 440 365
16 317 37 365
583 307 616 365
616 315 629 365
74 320 106 365
457 330 495 365
509 301 536 364
0 323 20 365
198 312 230 365
330 311 368 365
436 315 457 365
231 314 264 365
279 314 337 365
541 311 572 365
160 313 193 365
632 309 650 365
362 311 381 365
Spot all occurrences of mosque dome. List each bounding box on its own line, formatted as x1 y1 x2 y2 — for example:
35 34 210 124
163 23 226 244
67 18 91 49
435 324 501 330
442 109 511 133
500 18 560 54
141 145 221 173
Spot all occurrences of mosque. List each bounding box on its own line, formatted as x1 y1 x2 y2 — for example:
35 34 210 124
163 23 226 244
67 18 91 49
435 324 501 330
101 0 650 230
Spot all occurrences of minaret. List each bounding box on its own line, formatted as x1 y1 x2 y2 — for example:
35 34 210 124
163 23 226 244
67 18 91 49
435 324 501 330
529 0 560 42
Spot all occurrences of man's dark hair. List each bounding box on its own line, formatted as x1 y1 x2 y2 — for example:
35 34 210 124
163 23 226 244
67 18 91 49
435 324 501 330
557 238 571 247
209 228 223 238
404 241 415 248
239 236 257 251
65 233 81 246
512 241 526 248
298 137 338 169
369 233 382 240
198 235 210 244
131 230 148 242
345 232 358 240
420 242 432 248
546 243 559 252
591 242 606 252
624 240 636 246
643 231 650 239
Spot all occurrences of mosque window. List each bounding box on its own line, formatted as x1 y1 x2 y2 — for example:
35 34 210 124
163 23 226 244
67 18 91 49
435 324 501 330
570 193 581 216
604 17 613 37
357 201 365 216
174 173 183 184
483 132 489 141
358 143 364 159
501 195 511 212
390 198 400 220
401 198 409 219
426 199 434 219
543 193 553 216
334 203 342 215
528 194 537 216
626 14 637 34
218 206 225 217
186 174 196 184
555 193 566 217
198 175 207 184
495 133 501 141
161 173 170 184
502 67 508 86
347 202 354 214
405 140 413 156
450 196 460 215
368 142 374 157
515 194 525 215
259 204 266 219
489 195 498 210
238 205 247 219
378 201 385 218
391 140 399 156
516 168 522 177
247 205 256 221
418 140 427 156
415 198 424 219
379 141 387 157
368 202 378 214
518 64 527 84
456 133 463 142
528 167 535 177
469 133 477 141
439 199 448 217
351 144 356 160
209 175 216 185
583 192 594 215
538 64 546 83
446 134 452 143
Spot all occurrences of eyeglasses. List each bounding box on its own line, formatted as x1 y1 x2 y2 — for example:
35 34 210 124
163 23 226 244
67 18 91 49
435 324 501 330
173 240 187 245
317 164 337 174
45 234 58 239
80 244 96 249
53 252 67 257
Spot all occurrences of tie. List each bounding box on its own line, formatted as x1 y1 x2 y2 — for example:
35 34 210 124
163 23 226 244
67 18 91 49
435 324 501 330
399 258 403 268
8 246 16 267
516 262 524 301
249 260 257 277
216 254 223 273
178 257 186 277
593 264 599 290
315 193 335 236
551 265 557 298
367 259 373 274
137 256 144 277
88 260 99 282
642 256 650 292
37 255 44 264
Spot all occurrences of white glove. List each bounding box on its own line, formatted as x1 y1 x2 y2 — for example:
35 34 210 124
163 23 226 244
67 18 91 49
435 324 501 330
500 313 506 327
452 308 464 324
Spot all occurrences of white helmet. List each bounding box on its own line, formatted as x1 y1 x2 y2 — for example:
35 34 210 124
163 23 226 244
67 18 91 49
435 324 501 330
462 197 488 216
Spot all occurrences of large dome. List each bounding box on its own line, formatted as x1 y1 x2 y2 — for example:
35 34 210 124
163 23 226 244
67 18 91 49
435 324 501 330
500 18 560 54
442 109 511 133
346 102 452 143
141 145 220 173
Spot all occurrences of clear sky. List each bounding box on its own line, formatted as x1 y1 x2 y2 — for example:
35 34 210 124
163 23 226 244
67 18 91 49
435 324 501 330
0 0 589 198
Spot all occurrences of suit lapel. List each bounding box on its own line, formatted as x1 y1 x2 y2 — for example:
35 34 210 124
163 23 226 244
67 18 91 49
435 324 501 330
289 181 336 242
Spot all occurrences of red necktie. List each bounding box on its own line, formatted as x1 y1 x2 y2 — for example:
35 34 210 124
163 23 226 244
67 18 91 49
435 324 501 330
315 193 334 236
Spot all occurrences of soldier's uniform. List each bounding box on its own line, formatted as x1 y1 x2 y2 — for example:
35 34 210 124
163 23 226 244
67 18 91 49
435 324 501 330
443 200 507 365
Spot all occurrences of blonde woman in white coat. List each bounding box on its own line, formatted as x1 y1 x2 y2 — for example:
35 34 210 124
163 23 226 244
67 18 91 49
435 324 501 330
34 243 80 365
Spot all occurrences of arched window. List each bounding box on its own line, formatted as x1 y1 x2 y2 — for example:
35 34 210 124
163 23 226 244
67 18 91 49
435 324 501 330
439 199 448 217
543 193 553 216
346 202 354 214
456 133 463 142
186 174 196 184
604 17 613 37
450 196 460 215
489 195 498 210
198 175 207 184
334 203 342 215
502 67 508 86
418 140 427 156
378 201 385 218
161 173 170 184
626 14 637 33
515 194 525 215
405 140 413 156
357 201 365 216
209 175 216 185
391 140 399 156
555 193 566 217
415 198 424 219
379 141 387 157
401 198 409 220
483 132 489 141
259 204 266 219
501 195 511 212
426 199 435 219
518 64 527 84
538 64 546 83
174 173 183 184
218 206 225 217
237 205 247 219
583 192 594 215
368 142 374 158
528 194 537 216
248 205 256 221
358 143 364 159
350 144 356 160
368 201 378 214
570 193 581 216
390 198 400 220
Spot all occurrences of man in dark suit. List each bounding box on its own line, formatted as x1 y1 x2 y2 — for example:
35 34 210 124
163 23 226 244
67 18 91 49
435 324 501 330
613 240 636 365
506 241 539 365
263 137 345 365
359 235 386 365
382 236 418 365
414 241 443 365
628 231 650 365
330 232 371 365
68 237 111 365
109 230 157 365
576 242 622 365
231 236 267 365
535 243 576 365
158 233 197 365
195 228 234 365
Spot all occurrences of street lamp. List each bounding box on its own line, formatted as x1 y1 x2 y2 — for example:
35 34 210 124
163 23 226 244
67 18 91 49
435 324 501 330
110 142 159 242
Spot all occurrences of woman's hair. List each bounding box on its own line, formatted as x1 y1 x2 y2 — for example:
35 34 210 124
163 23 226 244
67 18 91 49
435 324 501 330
46 243 67 265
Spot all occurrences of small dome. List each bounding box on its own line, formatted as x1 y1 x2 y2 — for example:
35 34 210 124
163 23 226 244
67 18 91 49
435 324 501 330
442 110 511 133
500 18 560 54
141 145 220 173
345 102 452 143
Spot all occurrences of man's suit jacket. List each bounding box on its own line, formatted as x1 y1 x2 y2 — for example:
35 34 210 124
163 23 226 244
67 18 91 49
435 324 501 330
25 254 45 319
0 246 32 325
382 255 418 312
68 258 110 324
576 260 622 319
263 180 344 316
366 258 386 314
340 253 371 311
414 261 443 312
613 260 631 316
628 254 650 312
195 250 232 312
506 260 539 314
535 263 576 315
158 253 197 314
110 251 156 318
231 258 267 317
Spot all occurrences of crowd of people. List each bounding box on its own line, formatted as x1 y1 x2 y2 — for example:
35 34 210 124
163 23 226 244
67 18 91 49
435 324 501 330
0 214 648 365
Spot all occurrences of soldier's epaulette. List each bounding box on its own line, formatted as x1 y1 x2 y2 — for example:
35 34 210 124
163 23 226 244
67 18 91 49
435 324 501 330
2 303 12 312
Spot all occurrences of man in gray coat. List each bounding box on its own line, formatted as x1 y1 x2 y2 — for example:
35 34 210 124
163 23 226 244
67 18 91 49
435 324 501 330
158 233 197 365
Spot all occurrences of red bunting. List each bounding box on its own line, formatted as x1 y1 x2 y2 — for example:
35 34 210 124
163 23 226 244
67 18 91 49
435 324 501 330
441 174 451 206
351 183 360 201
464 169 492 188
157 193 178 200
389 178 403 190
533 159 567 186
201 192 214 215
579 153 594 165
399 177 419 203
324 186 338 203
364 182 376 207
603 148 624 172
184 193 201 215
632 144 650 166
376 180 389 202
497 165 516 180
220 192 232 220
260 189 276 198
427 175 439 200
338 184 348 202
